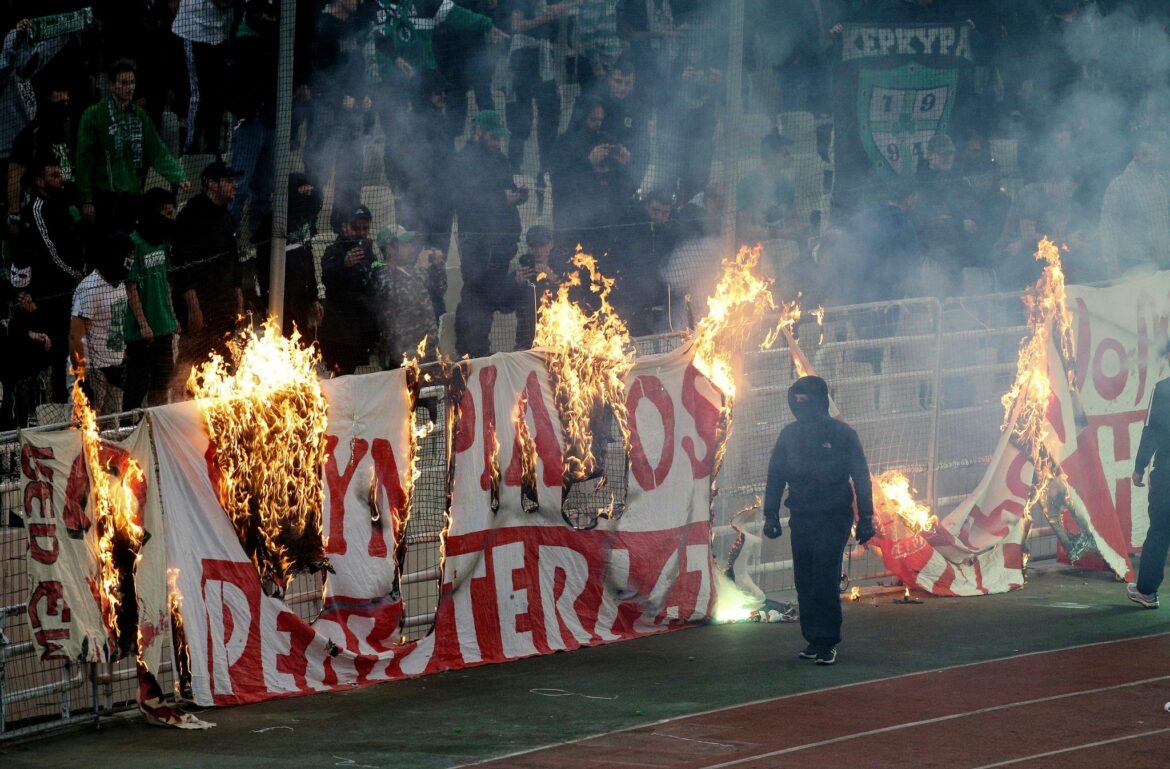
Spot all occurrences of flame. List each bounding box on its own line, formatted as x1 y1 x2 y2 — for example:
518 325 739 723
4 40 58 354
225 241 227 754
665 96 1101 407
904 587 911 600
533 250 635 484
692 245 801 400
188 319 328 589
999 238 1075 525
1001 237 1073 442
71 370 145 653
167 567 191 691
874 470 937 534
850 586 861 602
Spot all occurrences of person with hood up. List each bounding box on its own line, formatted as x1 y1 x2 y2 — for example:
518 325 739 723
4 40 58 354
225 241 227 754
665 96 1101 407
762 375 876 665
252 173 325 339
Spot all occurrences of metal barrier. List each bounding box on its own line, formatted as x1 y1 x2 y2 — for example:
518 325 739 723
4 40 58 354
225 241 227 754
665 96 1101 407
0 290 1057 738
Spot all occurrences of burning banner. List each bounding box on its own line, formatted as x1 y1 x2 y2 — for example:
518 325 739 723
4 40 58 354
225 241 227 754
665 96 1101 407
18 417 169 698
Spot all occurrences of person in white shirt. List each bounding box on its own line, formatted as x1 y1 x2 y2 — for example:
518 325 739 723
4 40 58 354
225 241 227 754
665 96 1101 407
70 232 132 416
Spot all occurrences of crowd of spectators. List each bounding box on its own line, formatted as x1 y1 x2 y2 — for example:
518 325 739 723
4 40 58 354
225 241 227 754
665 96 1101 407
3 0 1170 429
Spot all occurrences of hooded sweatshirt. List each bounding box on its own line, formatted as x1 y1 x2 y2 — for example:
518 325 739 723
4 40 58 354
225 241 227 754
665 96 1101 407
763 376 874 523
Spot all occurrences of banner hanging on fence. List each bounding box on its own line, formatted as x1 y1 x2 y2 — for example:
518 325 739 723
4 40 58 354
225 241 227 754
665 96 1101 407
866 272 1170 593
151 346 722 706
19 423 167 670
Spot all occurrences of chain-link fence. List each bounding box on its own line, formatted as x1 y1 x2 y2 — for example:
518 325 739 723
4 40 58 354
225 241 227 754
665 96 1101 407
4 0 1168 741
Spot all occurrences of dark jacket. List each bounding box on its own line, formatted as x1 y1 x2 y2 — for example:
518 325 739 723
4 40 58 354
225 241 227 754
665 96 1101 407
227 17 280 127
1137 378 1170 479
171 193 240 329
18 188 84 302
763 376 874 523
450 140 522 277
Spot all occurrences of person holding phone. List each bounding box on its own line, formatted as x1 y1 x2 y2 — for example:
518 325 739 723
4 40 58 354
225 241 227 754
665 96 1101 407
320 205 378 375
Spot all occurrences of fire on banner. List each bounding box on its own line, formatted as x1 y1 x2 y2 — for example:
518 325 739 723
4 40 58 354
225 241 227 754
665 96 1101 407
146 345 721 706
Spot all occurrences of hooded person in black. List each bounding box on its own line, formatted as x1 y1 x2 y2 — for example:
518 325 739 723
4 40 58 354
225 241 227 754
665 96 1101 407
1129 345 1170 609
762 375 876 665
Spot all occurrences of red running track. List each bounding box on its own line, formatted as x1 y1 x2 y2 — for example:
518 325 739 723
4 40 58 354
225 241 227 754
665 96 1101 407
464 634 1170 769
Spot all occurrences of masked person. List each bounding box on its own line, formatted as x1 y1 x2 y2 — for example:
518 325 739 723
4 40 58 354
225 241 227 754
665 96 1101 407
123 188 178 410
762 375 876 665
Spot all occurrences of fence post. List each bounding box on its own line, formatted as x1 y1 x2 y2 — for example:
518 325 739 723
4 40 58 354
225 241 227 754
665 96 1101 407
721 0 745 258
266 0 298 328
927 298 943 512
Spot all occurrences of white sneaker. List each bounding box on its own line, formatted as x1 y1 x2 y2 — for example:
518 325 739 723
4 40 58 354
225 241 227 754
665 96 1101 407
1126 583 1159 609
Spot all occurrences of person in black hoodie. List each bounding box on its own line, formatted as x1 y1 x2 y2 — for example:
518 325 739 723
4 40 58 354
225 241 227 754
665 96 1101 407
8 75 76 229
251 173 325 339
451 110 525 358
763 376 876 665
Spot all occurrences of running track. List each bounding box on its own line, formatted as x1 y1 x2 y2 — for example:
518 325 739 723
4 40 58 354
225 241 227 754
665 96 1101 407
460 633 1170 768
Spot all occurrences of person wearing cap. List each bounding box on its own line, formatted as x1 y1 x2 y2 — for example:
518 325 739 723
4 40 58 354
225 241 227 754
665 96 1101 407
75 59 188 232
171 160 243 383
450 109 526 358
69 231 133 417
372 226 446 366
762 375 877 665
319 205 378 375
512 224 559 350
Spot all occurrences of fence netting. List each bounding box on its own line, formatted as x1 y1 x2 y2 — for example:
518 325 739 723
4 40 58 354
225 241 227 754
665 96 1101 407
2 0 1168 738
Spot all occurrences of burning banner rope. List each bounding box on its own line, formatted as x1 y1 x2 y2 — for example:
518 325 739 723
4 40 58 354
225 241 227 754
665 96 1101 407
999 237 1094 560
189 319 329 592
70 370 146 659
533 250 635 500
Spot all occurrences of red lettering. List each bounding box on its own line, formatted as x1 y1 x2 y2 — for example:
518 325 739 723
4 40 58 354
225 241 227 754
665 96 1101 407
478 366 499 491
627 376 676 490
323 435 369 556
1073 297 1091 392
28 523 60 564
200 559 264 705
453 387 476 454
504 372 563 488
681 365 721 479
1091 337 1128 402
369 438 405 559
275 611 315 692
28 581 72 660
62 454 92 537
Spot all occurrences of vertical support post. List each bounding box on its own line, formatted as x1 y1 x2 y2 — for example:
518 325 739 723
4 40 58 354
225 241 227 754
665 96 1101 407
267 0 298 328
927 298 943 511
721 0 746 257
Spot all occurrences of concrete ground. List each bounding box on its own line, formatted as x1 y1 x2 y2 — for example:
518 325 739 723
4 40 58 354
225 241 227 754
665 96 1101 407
1 562 1166 769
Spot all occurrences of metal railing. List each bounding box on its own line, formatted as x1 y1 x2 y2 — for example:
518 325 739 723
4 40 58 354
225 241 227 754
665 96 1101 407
0 288 1054 739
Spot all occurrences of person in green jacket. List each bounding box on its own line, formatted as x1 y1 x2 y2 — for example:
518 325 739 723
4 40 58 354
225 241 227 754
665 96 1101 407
123 187 179 410
75 58 189 233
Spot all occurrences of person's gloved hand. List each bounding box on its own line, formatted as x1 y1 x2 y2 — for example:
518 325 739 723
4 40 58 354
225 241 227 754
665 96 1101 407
855 518 876 545
762 518 782 539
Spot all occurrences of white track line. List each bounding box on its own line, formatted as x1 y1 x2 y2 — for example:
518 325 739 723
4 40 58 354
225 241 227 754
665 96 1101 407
697 674 1170 768
450 632 1170 768
966 727 1170 769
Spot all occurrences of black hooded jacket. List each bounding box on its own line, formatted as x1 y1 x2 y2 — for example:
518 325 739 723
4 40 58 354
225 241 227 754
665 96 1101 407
763 376 874 523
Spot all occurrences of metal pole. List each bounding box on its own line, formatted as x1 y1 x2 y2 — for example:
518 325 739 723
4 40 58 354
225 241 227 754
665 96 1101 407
267 0 297 327
721 0 745 257
927 298 943 511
